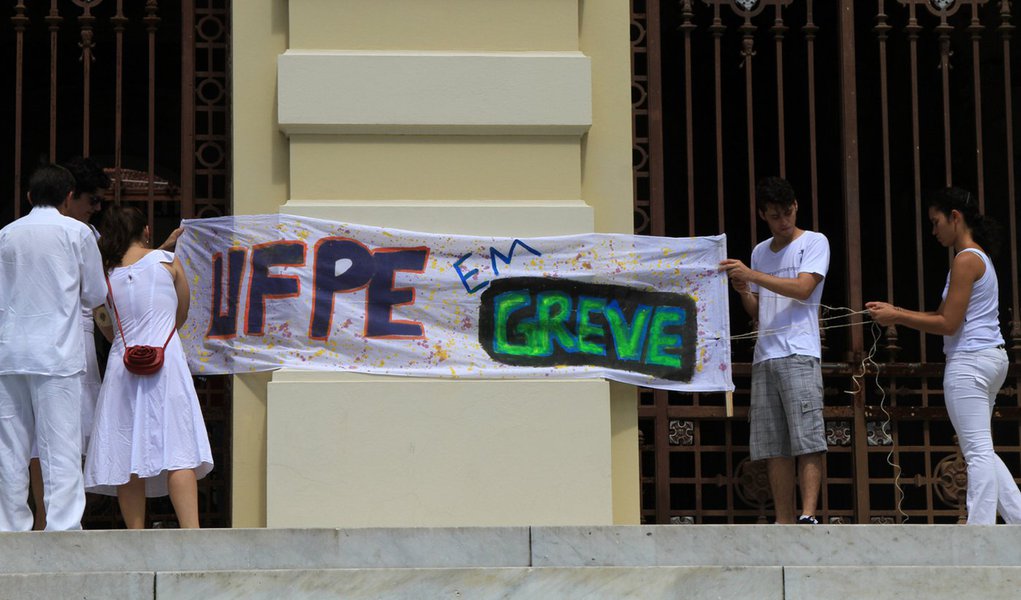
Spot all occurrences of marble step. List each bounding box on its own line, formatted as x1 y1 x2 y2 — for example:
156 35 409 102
3 525 1021 576
532 525 1021 567
5 566 1021 600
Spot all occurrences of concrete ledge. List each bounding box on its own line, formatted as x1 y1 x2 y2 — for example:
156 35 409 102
530 525 1021 567
5 526 1021 579
0 528 529 574
0 572 153 600
156 567 781 600
785 567 1021 600
278 51 592 136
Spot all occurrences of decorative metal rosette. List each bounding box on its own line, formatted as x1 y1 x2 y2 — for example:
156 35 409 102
669 420 695 446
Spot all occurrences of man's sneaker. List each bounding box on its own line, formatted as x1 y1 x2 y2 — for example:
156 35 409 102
797 515 819 525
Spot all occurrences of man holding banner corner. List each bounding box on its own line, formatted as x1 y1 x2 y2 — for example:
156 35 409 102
720 176 830 525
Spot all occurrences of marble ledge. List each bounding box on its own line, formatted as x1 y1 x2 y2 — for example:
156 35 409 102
530 525 1021 567
155 566 781 600
0 572 153 600
0 528 530 574
785 566 1021 600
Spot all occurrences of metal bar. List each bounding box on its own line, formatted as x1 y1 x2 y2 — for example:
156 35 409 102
969 4 985 208
1000 0 1021 361
924 418 934 522
681 0 696 236
680 0 702 457
113 0 125 203
725 421 734 523
837 0 868 523
12 1 27 219
937 11 953 186
146 1 160 233
629 2 651 236
637 1 668 523
694 422 703 522
646 0 665 237
741 14 757 242
711 4 726 233
889 418 905 523
804 0 819 229
906 3 928 365
861 405 1021 419
773 4 787 179
654 390 671 524
876 1 901 358
820 449 830 521
181 0 196 219
642 403 1021 420
47 0 61 163
79 3 95 158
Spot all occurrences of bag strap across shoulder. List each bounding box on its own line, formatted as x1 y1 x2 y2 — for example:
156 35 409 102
104 271 175 350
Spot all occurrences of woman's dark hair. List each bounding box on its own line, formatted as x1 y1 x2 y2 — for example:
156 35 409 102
928 186 1002 258
98 205 147 271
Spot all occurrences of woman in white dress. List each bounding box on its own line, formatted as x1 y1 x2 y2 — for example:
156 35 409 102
85 205 212 529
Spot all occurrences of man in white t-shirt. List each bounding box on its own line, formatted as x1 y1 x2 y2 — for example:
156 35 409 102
721 177 830 525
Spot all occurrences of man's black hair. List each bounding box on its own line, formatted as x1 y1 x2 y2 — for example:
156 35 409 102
28 164 75 207
62 156 111 196
755 177 796 213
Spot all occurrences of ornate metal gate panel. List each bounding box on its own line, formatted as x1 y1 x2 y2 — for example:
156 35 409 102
2 0 231 528
633 0 1020 523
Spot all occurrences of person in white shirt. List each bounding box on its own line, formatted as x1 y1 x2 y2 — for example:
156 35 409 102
868 187 1019 524
26 157 110 530
720 177 830 525
0 164 106 531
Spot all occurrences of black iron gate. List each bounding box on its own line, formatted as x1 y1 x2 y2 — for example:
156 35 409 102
2 0 231 528
633 0 1021 523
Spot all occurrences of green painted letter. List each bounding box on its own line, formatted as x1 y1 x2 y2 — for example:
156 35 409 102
605 302 652 361
492 290 538 356
645 306 686 368
536 291 577 354
576 296 608 356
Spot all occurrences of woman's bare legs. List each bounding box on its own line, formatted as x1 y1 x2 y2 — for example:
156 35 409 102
117 475 146 529
167 469 199 529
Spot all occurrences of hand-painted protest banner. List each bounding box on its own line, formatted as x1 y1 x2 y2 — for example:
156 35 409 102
176 214 733 392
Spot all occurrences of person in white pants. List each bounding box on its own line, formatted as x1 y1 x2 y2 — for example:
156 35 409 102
27 156 110 530
0 164 106 531
868 186 1020 525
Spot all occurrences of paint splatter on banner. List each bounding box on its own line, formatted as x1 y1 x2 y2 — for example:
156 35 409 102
176 214 733 392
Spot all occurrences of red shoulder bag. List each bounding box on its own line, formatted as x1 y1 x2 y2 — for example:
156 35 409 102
104 272 175 376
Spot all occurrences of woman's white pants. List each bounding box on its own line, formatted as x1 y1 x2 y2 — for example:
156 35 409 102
944 347 1021 525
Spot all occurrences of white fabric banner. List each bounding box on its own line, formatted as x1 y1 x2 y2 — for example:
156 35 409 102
176 214 733 392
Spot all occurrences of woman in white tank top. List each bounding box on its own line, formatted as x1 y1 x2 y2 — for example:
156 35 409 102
867 187 1016 525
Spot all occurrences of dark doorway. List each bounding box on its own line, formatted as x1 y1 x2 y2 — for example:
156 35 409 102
2 0 232 528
